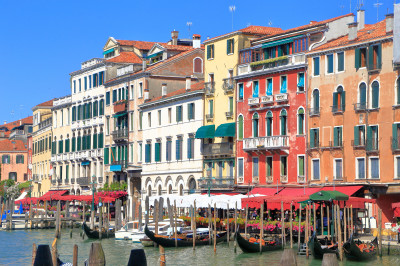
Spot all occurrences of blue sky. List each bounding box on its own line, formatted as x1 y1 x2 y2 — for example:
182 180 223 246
0 0 396 123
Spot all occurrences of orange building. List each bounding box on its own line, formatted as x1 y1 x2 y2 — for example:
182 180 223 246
0 139 28 182
306 11 400 224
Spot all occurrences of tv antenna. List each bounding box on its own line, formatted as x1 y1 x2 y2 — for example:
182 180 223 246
229 5 236 31
268 20 273 26
374 0 383 22
186 22 192 37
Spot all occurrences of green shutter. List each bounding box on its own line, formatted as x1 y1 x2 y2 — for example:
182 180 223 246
334 127 338 147
310 129 315 148
87 135 91 150
314 57 320 76
299 156 304 176
393 124 398 149
188 103 192 120
21 155 24 164
341 91 346 111
298 114 304 134
278 46 282 56
93 134 97 149
210 100 213 116
229 97 233 112
104 148 109 164
372 84 379 108
145 144 150 163
176 140 181 160
99 133 103 148
100 100 104 115
207 45 211 59
354 126 360 146
333 92 338 108
327 54 333 73
355 48 360 69
72 137 76 152
366 126 373 151
77 105 81 121
376 43 382 69
238 116 243 140
227 39 230 55
155 143 160 162
368 45 374 70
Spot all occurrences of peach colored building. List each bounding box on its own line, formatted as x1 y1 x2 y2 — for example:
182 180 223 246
0 139 28 182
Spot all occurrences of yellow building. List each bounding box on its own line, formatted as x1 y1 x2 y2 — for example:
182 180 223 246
31 99 54 197
198 26 283 192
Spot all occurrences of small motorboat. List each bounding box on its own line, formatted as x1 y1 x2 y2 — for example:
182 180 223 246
343 234 378 261
115 221 144 240
235 232 282 253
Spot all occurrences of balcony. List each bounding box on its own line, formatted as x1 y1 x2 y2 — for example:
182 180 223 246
38 117 52 130
110 160 127 172
98 177 104 183
114 100 127 113
202 142 234 156
354 103 367 112
331 105 345 114
77 177 90 186
205 82 215 96
308 108 320 116
51 179 57 185
70 152 75 160
9 129 25 139
198 177 235 189
64 179 69 185
252 176 259 184
274 93 288 102
329 141 343 149
51 155 56 162
281 175 288 183
298 175 305 183
225 111 233 118
351 139 366 149
206 114 214 122
366 139 379 152
248 97 260 106
222 78 234 93
307 141 320 149
266 176 273 183
112 129 128 142
243 136 289 151
62 154 69 161
261 95 273 104
57 179 62 184
237 53 306 76
71 178 75 184
57 154 62 161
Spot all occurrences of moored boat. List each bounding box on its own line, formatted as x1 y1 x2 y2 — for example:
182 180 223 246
343 234 377 261
235 232 282 253
82 222 115 239
308 233 338 259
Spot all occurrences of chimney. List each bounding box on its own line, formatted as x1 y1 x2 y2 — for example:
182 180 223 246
192 34 201 48
144 91 149 101
3 120 6 125
186 76 192 91
386 13 394 33
357 10 365 30
348 22 358 41
142 59 147 71
171 30 179 46
162 83 167 97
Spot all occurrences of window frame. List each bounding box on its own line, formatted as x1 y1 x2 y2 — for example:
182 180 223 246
297 154 305 180
326 54 334 75
394 156 400 179
356 157 366 179
336 51 345 72
313 56 320 77
333 158 343 180
237 82 244 101
311 158 320 180
369 156 380 179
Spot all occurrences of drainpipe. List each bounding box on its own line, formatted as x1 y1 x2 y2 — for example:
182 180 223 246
305 64 309 187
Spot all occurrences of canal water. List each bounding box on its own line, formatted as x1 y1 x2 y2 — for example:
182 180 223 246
0 229 399 265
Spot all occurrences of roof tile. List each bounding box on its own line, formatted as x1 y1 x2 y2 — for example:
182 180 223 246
106 52 142 63
146 81 205 103
0 139 27 152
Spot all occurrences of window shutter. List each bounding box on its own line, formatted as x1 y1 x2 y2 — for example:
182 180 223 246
176 139 181 160
368 45 374 70
188 104 192 120
106 92 110 105
21 155 24 164
238 116 243 140
333 128 338 146
327 55 333 73
310 129 315 148
278 46 282 56
72 137 76 152
299 157 304 176
298 114 303 134
99 133 103 148
372 85 379 108
338 53 344 71
366 126 373 151
104 148 109 164
355 48 360 69
187 138 191 159
266 118 271 136
341 91 346 111
354 126 360 146
377 43 382 69
207 45 211 59
333 92 338 108
155 143 160 162
93 134 97 149
100 100 104 115
314 57 320 76
393 124 398 149
227 39 230 55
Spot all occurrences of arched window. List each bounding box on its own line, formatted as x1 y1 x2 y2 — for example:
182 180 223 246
88 102 93 118
93 101 98 117
193 57 203 73
266 111 273 137
147 185 152 197
280 109 287 135
158 184 162 196
179 184 183 196
168 184 172 194
188 178 196 192
371 81 379 108
333 86 345 112
252 113 259 137
358 83 367 110
312 89 320 115
396 77 400 105
297 108 304 135
238 115 244 140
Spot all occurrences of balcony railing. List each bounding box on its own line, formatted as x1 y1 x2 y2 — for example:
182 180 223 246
308 108 320 116
205 82 215 96
329 141 343 148
98 177 103 183
202 142 234 156
298 175 305 183
111 160 127 168
225 111 233 118
366 139 379 152
112 129 128 141
351 139 366 148
113 100 127 113
222 78 234 93
261 95 273 104
252 176 259 184
243 136 289 150
248 97 260 106
331 105 345 114
354 103 367 112
281 175 288 183
266 176 273 183
274 93 288 102
71 178 75 184
206 114 214 121
77 177 90 186
198 177 235 189
51 179 57 185
307 141 320 149
38 118 52 130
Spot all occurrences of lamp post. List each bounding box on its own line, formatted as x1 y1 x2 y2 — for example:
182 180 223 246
28 183 33 198
90 175 97 229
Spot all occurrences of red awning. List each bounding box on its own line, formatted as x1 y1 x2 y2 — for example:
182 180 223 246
38 190 68 201
201 192 240 196
277 187 321 197
241 194 310 210
322 186 363 196
392 202 400 208
339 197 375 208
247 187 280 196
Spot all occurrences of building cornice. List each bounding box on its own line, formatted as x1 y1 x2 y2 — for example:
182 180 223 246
139 90 204 109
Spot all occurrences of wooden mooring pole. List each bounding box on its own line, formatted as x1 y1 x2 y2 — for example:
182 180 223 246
227 203 230 243
305 205 309 259
378 208 382 257
174 200 178 248
327 205 330 241
73 244 78 266
213 203 217 253
260 202 264 254
245 204 248 240
234 201 237 253
193 200 197 250
290 202 293 248
298 205 301 251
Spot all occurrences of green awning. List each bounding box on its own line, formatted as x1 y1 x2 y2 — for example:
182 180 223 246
215 123 236 137
309 190 349 202
262 35 303 49
113 112 127 118
146 51 163 59
195 125 215 139
103 48 115 55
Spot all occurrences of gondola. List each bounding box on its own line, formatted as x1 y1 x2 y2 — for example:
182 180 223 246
82 222 115 239
235 232 282 253
144 225 227 247
308 233 338 259
343 234 378 261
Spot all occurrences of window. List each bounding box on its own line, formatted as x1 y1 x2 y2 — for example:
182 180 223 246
393 124 400 150
238 158 244 179
155 142 161 162
326 54 334 74
309 128 320 148
138 143 142 162
139 82 143 98
84 77 87 91
176 106 183 122
368 44 382 70
166 139 172 161
252 113 259 137
193 58 203 73
266 111 273 136
207 44 215 59
369 157 380 179
168 108 172 124
217 161 223 177
366 125 379 151
238 115 244 140
16 155 24 164
89 75 92 88
227 39 234 54
395 156 400 179
332 86 345 113
145 143 151 163
73 80 76 93
238 83 244 100
280 76 287 93
356 158 366 179
266 156 273 179
297 73 304 92
312 159 320 180
280 109 287 135
333 126 343 147
72 106 76 122
228 97 233 114
252 81 259 97
79 78 81 92
371 81 379 109
354 125 366 146
280 156 287 180
334 158 343 179
266 78 273 95
252 157 259 178
176 138 182 160
158 110 161 126
139 112 143 130
355 47 367 68
106 92 110 105
187 136 194 159
298 155 304 178
188 103 195 120
297 108 304 135
396 77 400 105
311 89 320 115
293 37 308 53
358 83 367 110
337 52 344 72
313 57 320 76
208 100 214 117
9 172 17 181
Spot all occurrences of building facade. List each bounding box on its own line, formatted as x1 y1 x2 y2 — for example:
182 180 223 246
0 139 28 183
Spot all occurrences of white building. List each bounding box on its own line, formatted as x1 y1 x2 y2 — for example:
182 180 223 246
139 80 204 197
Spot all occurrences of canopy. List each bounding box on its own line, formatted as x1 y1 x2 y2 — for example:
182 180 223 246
113 112 127 118
278 187 321 197
15 192 27 201
81 161 90 166
339 197 375 209
214 123 236 137
247 187 279 196
321 186 363 196
38 190 68 201
103 48 115 55
242 194 310 210
195 125 215 139
309 190 349 202
146 51 163 59
110 165 122 171
261 35 303 49
393 202 400 217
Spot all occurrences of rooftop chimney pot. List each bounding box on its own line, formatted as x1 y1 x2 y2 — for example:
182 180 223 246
186 76 192 91
192 34 201 48
348 22 359 41
142 59 147 71
162 83 167 97
171 31 179 46
357 10 365 30
386 13 394 33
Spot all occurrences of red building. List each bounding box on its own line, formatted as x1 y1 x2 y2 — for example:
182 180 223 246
235 15 353 187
